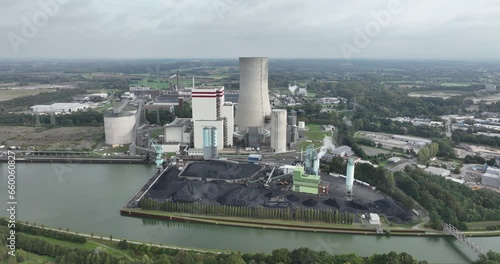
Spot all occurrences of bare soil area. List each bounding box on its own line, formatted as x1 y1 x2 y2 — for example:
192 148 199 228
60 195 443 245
0 126 103 150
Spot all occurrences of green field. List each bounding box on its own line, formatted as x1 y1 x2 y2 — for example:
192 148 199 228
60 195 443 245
296 124 332 149
440 83 469 87
0 89 56 101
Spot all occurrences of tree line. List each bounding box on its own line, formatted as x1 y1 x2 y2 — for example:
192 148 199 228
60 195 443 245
0 218 86 244
139 199 355 225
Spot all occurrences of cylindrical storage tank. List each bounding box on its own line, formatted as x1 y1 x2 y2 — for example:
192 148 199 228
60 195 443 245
346 158 355 192
235 57 272 131
298 121 305 129
271 109 287 153
291 125 298 143
287 115 297 126
211 127 218 159
104 112 136 145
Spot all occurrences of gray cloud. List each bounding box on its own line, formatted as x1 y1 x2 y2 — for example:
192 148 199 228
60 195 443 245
0 0 499 59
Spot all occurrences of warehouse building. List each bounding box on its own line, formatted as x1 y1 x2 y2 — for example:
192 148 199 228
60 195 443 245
30 103 89 114
482 167 500 188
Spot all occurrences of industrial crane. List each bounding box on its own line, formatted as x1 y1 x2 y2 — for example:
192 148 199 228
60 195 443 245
134 139 164 170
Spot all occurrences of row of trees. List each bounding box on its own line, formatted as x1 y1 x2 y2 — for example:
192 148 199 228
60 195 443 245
417 142 439 163
140 199 355 225
396 167 500 230
0 219 86 244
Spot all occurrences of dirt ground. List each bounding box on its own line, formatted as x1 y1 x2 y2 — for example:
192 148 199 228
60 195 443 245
146 164 415 224
0 126 103 150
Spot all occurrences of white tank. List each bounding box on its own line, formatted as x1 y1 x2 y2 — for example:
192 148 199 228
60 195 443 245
271 109 287 153
346 157 355 193
298 121 305 129
104 112 136 145
235 57 271 130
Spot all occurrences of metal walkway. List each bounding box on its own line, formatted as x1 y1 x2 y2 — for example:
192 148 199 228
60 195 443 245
443 223 484 257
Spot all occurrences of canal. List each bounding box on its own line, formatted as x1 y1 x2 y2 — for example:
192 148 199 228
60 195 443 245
0 163 498 263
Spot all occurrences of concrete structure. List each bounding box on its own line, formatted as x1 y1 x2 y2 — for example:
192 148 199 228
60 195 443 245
192 86 234 149
235 57 271 131
482 167 500 188
163 118 192 144
270 109 287 153
298 121 306 129
30 103 89 114
104 111 136 145
424 166 451 177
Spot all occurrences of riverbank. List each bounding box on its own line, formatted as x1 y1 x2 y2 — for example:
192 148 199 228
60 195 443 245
120 208 443 236
0 156 149 164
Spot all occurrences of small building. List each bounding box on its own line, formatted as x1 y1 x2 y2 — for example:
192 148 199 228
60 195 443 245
482 170 500 188
388 157 401 164
292 167 320 195
369 213 381 225
161 143 180 153
424 166 451 177
164 118 192 144
332 146 353 157
30 103 89 114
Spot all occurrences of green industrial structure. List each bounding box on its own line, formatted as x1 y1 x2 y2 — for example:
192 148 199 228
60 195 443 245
292 166 321 195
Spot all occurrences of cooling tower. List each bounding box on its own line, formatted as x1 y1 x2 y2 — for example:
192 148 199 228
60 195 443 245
346 157 355 193
271 109 287 153
235 57 271 131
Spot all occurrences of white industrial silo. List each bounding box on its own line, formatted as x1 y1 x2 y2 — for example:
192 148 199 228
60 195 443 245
346 157 355 199
271 109 287 153
104 112 136 145
235 57 272 131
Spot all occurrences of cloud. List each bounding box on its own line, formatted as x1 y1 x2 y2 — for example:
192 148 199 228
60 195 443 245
0 0 499 59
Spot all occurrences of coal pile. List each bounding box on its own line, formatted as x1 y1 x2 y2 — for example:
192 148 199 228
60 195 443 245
180 161 262 180
264 192 273 199
302 199 318 207
347 201 368 210
323 198 339 208
286 194 300 202
374 200 391 210
173 182 220 203
217 187 260 206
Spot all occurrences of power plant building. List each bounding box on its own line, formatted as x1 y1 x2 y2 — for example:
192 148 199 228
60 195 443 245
192 86 234 149
235 57 272 131
270 109 287 153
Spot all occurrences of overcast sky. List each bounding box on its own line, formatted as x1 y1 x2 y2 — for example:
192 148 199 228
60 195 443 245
0 0 499 60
